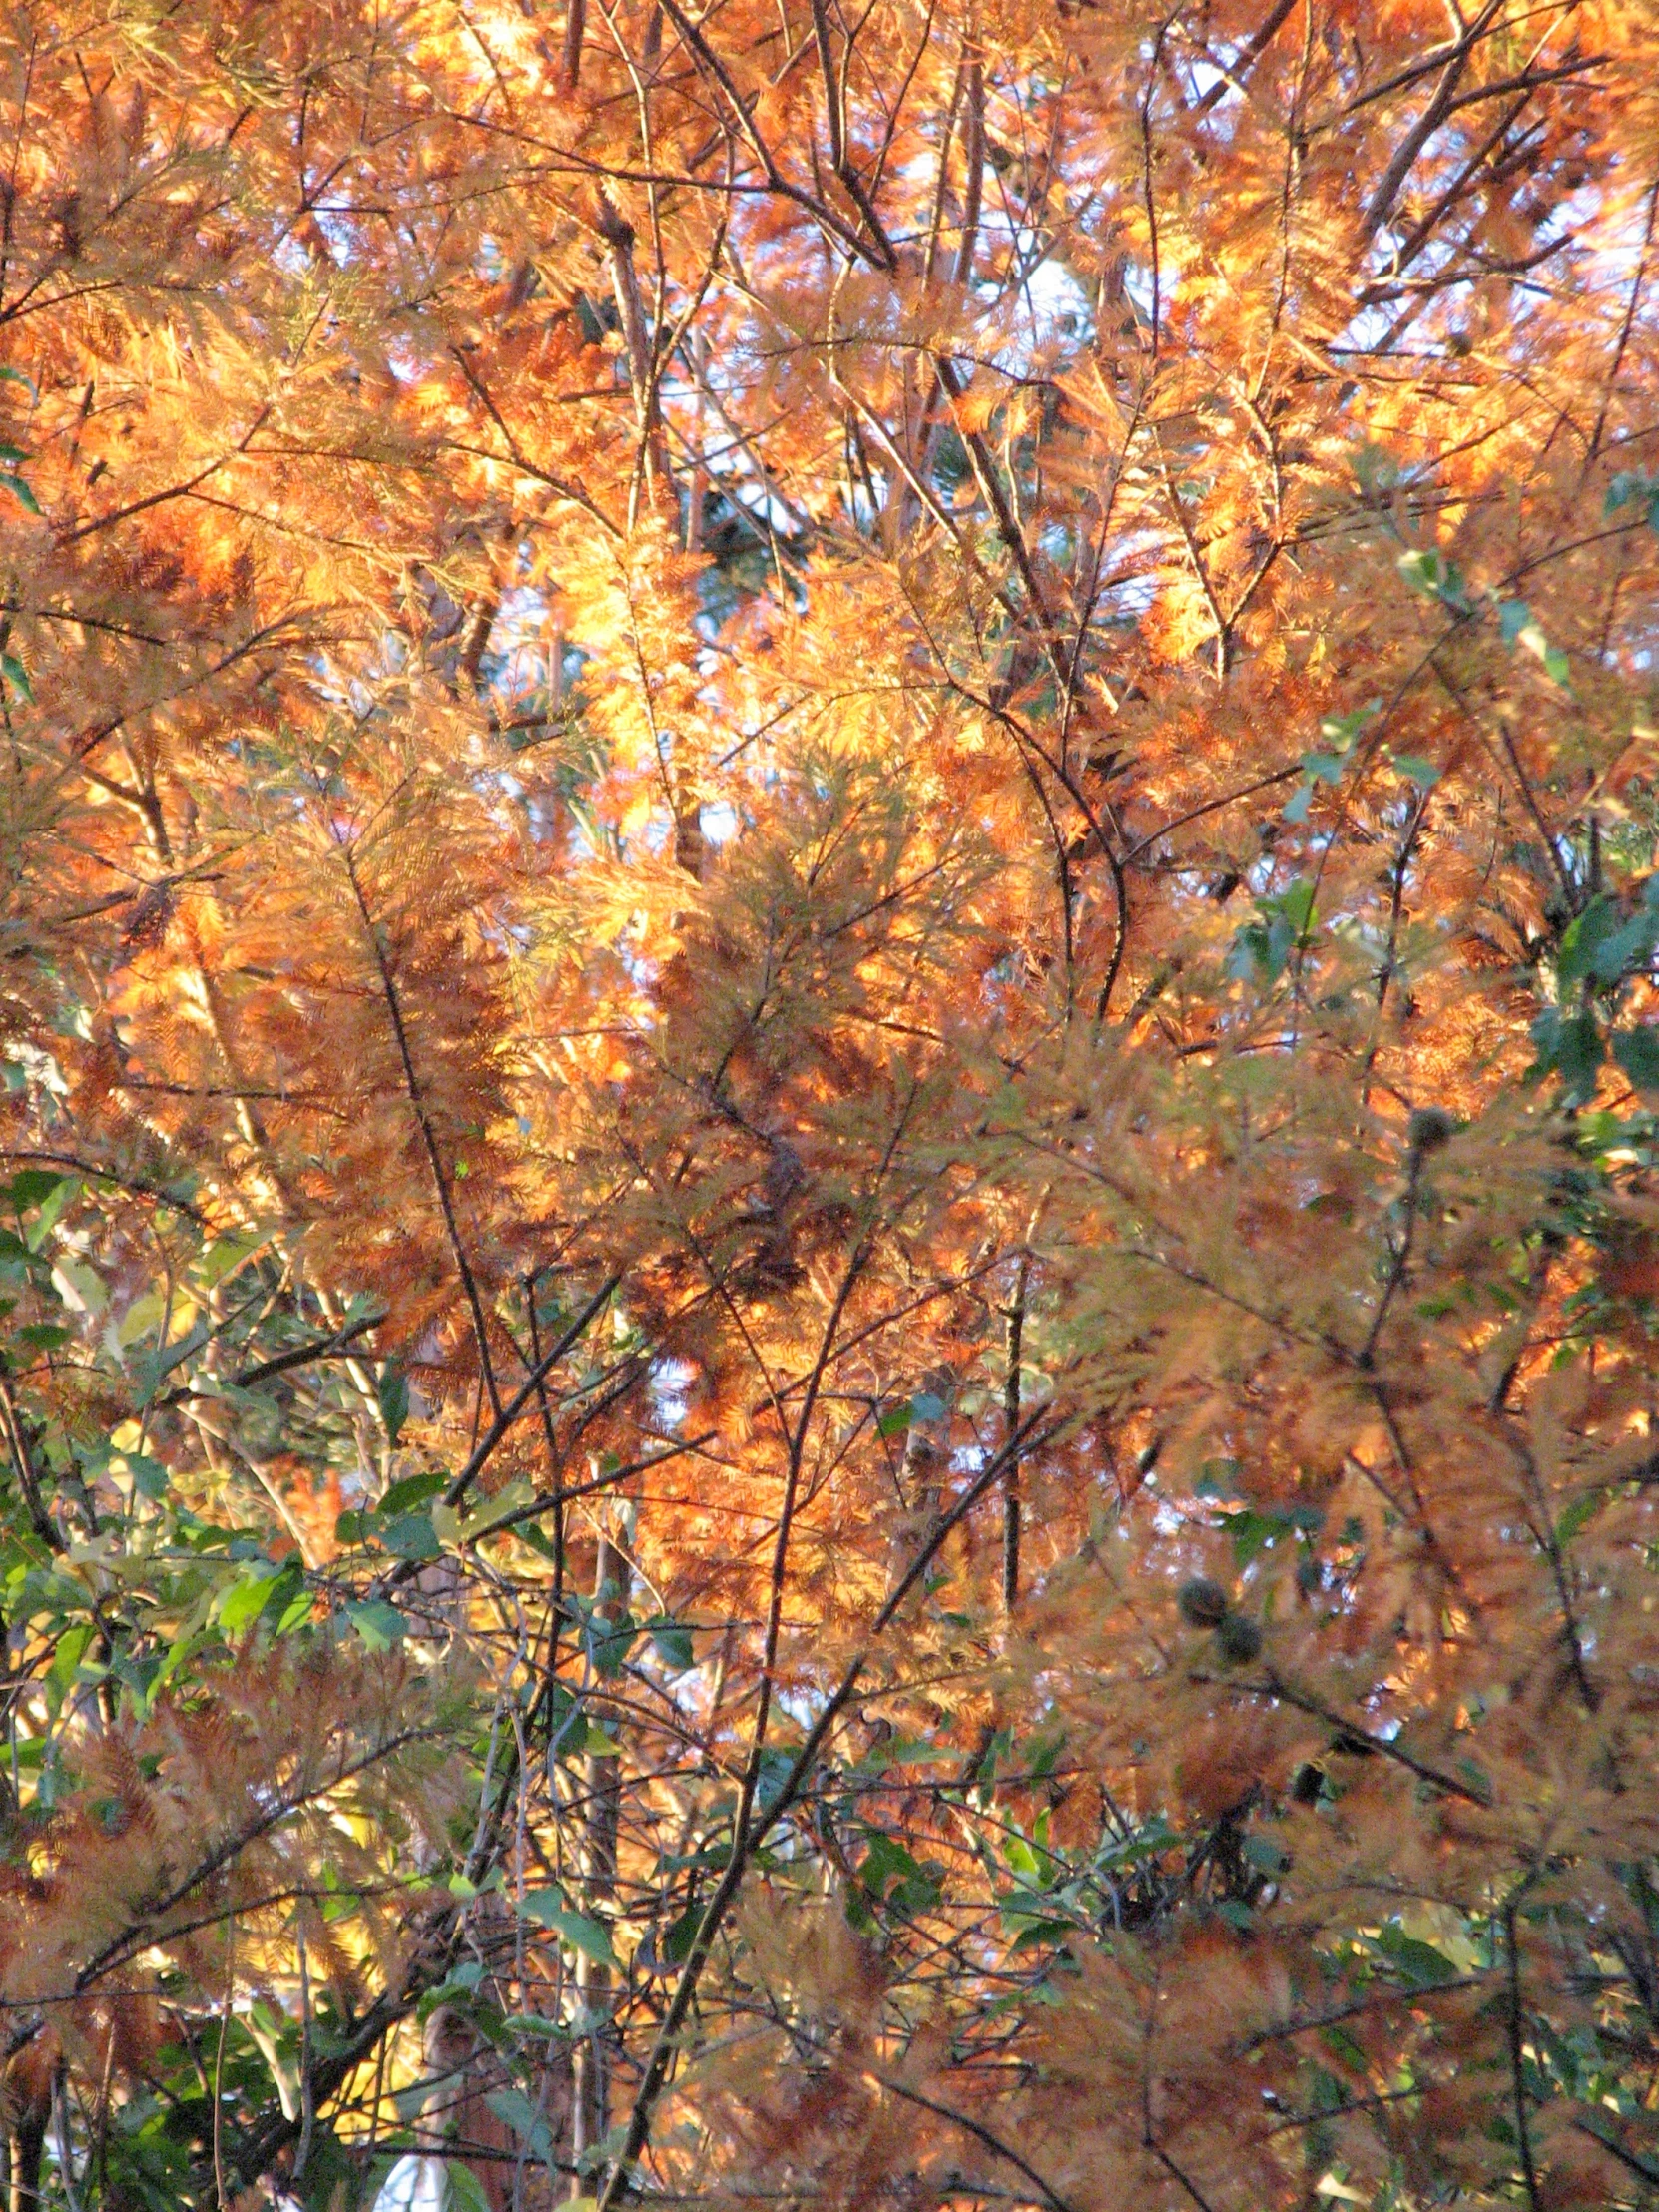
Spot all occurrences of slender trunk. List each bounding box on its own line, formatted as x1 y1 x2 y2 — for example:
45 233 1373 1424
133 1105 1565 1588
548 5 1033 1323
6 2103 45 2212
571 1530 629 2198
1002 1259 1027 1613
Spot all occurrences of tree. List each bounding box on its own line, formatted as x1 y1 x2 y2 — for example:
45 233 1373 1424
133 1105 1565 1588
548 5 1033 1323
2 0 1659 2206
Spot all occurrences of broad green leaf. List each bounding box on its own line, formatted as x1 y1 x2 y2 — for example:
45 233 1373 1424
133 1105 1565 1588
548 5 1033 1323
7 1168 71 1210
272 1585 314 1634
378 1362 410 1445
379 1511 440 1562
217 1560 300 1632
49 1621 93 1697
1373 1925 1458 1986
648 1618 694 1670
441 1478 535 1548
662 1900 703 1963
517 1892 618 1964
23 1173 75 1251
444 2163 493 2212
1590 911 1659 982
1241 1835 1288 1875
1389 753 1440 788
113 1448 168 1501
1531 1007 1604 1100
378 1469 445 1516
1614 1025 1659 1093
485 2086 553 2159
345 1598 408 1650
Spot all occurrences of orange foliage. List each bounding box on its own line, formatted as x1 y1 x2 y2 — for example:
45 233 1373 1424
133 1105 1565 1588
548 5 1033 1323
3 0 1659 2207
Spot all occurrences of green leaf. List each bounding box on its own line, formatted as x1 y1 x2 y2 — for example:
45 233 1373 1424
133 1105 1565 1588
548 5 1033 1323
272 1586 314 1635
1607 472 1648 515
1241 1835 1289 1876
344 1599 408 1651
1389 753 1440 789
378 1469 445 1517
1501 604 1573 686
1318 703 1377 751
1228 1506 1319 1565
23 1173 75 1252
1373 1924 1459 1987
49 1621 93 1698
379 1512 440 1562
1590 912 1659 982
647 1619 694 1671
1 653 32 703
437 1477 536 1549
1554 1489 1604 1548
864 1834 925 1888
15 1322 68 1351
1194 1459 1244 1500
1557 899 1622 989
0 472 39 514
1276 879 1317 936
485 2087 553 2160
378 1362 410 1446
7 1168 71 1211
1228 880 1318 987
1397 548 1469 610
1531 1007 1603 1100
1614 1025 1659 1093
114 1451 168 1500
1006 1914 1075 1949
131 1316 210 1397
217 1560 302 1633
444 2163 493 2212
1028 1731 1067 1781
662 1900 703 1963
217 1565 281 1631
503 2012 571 2040
517 1892 618 1964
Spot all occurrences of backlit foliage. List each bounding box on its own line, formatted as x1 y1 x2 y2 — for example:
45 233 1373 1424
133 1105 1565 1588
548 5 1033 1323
2 1 1659 2207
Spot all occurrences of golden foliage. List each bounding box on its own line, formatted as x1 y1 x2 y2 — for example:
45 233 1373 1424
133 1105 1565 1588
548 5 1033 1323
3 0 1659 2206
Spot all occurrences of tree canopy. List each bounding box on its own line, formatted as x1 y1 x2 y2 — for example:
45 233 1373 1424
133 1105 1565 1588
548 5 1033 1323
3 1 1659 2208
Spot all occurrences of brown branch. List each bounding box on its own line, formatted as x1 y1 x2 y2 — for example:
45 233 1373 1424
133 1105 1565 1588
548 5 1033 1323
0 1375 63 1552
867 2071 1079 2212
341 843 503 1421
594 1406 1060 2209
1504 1903 1541 2209
1358 0 1503 246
